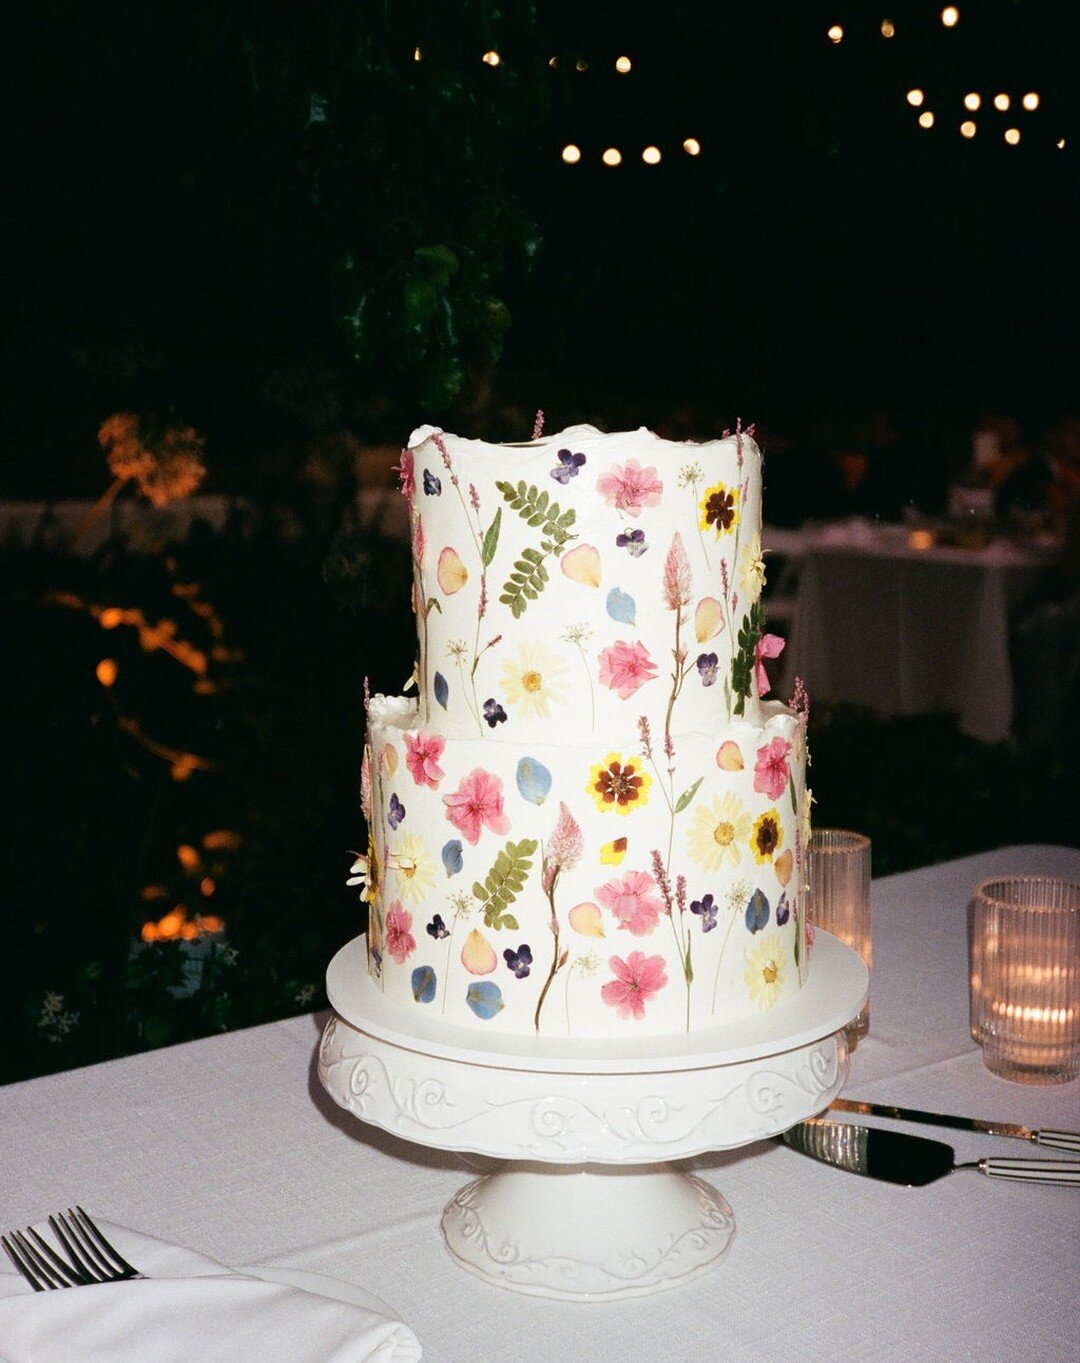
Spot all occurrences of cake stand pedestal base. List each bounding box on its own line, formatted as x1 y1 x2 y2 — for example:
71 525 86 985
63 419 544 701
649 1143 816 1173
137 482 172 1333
319 932 867 1301
442 1163 734 1300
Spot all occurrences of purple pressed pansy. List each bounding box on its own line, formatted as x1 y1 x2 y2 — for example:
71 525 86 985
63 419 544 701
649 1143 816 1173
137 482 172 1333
371 947 383 977
426 913 450 940
616 528 648 557
551 449 586 484
388 793 405 829
483 698 508 728
696 652 719 686
423 469 442 496
776 892 790 926
503 944 533 978
690 893 718 932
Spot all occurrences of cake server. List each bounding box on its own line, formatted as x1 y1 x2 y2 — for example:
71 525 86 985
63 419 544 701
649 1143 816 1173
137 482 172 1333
783 1118 1080 1187
829 1098 1080 1152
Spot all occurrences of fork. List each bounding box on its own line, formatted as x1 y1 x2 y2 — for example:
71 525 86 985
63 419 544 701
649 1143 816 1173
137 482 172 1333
2 1207 141 1291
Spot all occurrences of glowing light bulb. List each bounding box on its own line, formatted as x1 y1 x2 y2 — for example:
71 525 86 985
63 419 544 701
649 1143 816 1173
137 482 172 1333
907 89 924 108
482 51 501 67
1022 92 1039 111
964 93 981 112
827 25 844 44
615 56 632 74
881 20 895 38
96 658 118 687
575 58 588 72
642 145 661 165
994 93 1010 112
561 144 581 164
960 121 976 138
1004 127 1020 145
1057 138 1067 150
602 147 622 166
919 111 935 129
941 7 959 28
682 137 701 156
413 47 422 62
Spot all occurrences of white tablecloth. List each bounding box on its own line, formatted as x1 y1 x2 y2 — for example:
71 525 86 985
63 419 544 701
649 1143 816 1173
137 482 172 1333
787 522 1056 743
2 845 1078 1362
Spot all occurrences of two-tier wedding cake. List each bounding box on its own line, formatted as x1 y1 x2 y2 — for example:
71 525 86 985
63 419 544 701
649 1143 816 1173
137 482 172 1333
355 423 810 1038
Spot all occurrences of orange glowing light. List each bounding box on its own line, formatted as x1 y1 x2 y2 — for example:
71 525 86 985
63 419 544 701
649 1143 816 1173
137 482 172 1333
177 844 200 872
140 922 160 943
99 607 124 629
200 876 216 897
198 914 225 934
203 830 243 851
96 658 118 687
157 908 186 940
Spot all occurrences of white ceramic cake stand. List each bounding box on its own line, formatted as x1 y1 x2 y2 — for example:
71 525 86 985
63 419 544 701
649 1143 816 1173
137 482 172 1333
318 932 867 1302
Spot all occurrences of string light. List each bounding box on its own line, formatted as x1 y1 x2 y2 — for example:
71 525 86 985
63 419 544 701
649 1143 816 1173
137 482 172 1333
413 47 422 62
682 137 701 156
96 658 118 687
1004 128 1020 145
941 7 959 27
602 147 622 166
918 111 935 129
615 56 632 74
482 51 501 67
960 121 977 138
880 20 895 38
1057 138 1067 150
964 93 981 111
907 89 925 108
1022 93 1040 111
561 144 581 164
827 25 844 44
642 146 661 165
994 93 1010 111
575 58 588 72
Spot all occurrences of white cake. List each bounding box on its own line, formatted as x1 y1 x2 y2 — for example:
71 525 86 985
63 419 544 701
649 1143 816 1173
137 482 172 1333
356 423 811 1037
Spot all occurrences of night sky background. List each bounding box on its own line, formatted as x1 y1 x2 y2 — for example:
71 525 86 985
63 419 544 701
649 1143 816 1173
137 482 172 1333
5 0 1078 492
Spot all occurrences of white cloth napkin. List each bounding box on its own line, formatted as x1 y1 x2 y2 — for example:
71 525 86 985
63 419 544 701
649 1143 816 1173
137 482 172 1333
0 1217 421 1362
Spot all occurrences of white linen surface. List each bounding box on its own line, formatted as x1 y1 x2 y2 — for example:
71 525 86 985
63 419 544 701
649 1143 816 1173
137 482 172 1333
1 845 1077 1363
0 1220 421 1362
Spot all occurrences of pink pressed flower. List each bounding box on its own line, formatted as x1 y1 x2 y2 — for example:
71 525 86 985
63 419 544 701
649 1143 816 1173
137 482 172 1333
596 459 664 518
753 632 785 696
596 870 664 936
662 532 692 611
385 901 416 964
753 736 792 801
601 950 668 1020
360 747 373 821
395 448 415 503
543 801 584 893
442 767 511 845
404 731 446 788
598 640 658 700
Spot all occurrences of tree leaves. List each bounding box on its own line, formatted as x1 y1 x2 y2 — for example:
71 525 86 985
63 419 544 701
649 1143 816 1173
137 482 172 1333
472 837 538 930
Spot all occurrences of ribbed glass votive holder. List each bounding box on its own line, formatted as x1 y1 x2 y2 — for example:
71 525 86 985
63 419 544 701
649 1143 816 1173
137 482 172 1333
809 829 872 1048
969 876 1080 1085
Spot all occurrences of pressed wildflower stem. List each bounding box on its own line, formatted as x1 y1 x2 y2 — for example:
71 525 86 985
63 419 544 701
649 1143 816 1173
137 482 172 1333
534 872 564 1033
711 908 740 1013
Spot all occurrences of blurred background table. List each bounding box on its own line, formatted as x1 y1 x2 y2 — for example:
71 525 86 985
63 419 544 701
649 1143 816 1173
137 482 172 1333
1 844 1077 1363
784 520 1060 743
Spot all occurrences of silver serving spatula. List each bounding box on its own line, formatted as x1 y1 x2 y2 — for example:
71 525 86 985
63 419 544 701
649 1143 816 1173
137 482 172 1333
783 1118 1080 1187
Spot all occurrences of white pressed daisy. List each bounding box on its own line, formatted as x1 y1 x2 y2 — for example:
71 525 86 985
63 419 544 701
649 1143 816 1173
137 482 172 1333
500 641 569 719
745 932 786 1009
687 793 751 873
388 832 437 903
739 532 767 598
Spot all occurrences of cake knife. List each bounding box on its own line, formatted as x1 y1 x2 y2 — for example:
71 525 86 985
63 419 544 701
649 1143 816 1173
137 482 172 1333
830 1099 1080 1152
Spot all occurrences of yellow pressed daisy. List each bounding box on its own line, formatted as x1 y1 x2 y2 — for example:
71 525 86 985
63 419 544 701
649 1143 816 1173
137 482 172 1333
699 481 739 537
745 933 786 1008
687 793 751 872
389 832 437 903
500 641 570 719
586 752 652 816
751 808 783 864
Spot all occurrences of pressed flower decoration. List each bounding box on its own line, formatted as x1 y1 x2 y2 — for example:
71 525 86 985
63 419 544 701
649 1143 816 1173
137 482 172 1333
751 809 783 864
596 460 663 517
550 449 586 483
385 901 416 965
587 752 652 815
615 528 648 557
597 640 658 700
596 870 664 936
601 951 668 1020
500 642 569 719
443 768 511 845
699 481 739 536
404 731 446 788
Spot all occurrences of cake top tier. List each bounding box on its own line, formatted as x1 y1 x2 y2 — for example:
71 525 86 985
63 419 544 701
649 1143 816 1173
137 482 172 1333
401 423 772 746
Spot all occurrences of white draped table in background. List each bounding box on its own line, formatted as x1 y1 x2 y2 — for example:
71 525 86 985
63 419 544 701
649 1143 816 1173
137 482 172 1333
784 521 1057 743
2 844 1078 1362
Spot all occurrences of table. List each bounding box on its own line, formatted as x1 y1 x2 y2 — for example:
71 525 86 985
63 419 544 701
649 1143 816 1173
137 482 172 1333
785 521 1057 743
2 844 1078 1362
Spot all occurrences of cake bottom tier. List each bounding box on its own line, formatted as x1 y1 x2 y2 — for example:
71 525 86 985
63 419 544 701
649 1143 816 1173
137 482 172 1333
362 695 810 1038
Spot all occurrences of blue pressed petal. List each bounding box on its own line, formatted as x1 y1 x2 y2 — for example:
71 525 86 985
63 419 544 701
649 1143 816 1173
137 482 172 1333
441 840 464 876
411 965 437 1003
466 981 505 1020
516 757 552 806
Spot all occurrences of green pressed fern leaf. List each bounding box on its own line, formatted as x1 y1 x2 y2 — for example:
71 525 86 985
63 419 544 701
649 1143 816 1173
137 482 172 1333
472 837 538 930
494 481 577 618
